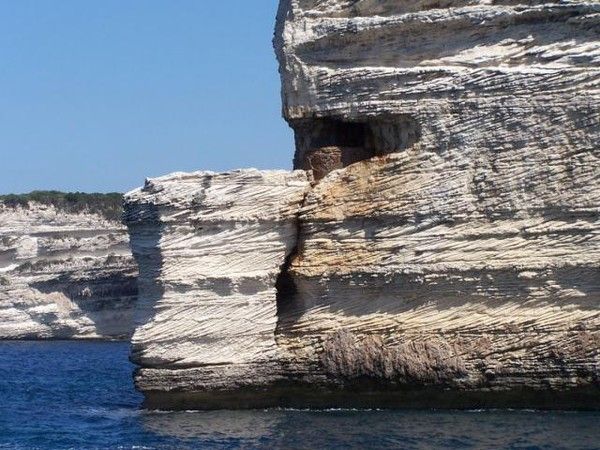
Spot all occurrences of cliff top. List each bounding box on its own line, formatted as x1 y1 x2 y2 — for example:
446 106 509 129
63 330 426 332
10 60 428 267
0 191 123 221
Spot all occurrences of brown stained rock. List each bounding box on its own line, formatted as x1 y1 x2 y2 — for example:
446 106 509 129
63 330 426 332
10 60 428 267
301 146 375 180
320 329 467 384
291 116 420 180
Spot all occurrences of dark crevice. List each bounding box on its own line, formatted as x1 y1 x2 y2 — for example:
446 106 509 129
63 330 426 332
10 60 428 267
276 114 422 313
275 248 299 317
275 187 311 317
290 115 421 180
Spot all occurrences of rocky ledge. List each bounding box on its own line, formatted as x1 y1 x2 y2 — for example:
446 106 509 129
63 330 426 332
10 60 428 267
0 194 137 339
124 0 599 409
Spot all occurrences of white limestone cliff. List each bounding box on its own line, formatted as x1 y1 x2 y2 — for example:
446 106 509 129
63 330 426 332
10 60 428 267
124 170 310 402
273 0 599 405
124 0 599 408
0 201 137 339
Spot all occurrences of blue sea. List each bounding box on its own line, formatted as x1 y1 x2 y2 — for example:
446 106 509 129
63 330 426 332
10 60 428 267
0 342 598 450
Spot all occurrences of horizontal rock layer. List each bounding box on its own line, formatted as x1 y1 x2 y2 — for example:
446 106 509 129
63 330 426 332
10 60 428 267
280 153 599 397
125 162 599 410
124 170 310 395
275 0 600 176
0 201 137 339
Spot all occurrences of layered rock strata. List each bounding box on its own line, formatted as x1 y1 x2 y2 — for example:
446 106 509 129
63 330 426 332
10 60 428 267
124 170 310 404
273 0 600 406
0 201 137 339
275 0 600 177
125 0 599 408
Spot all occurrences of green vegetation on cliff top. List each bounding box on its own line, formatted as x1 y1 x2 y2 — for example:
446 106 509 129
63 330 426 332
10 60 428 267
0 191 123 221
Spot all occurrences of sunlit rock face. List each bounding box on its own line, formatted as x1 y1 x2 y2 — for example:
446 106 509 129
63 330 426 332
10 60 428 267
275 0 600 176
124 170 310 405
0 203 137 339
274 0 600 405
124 0 599 409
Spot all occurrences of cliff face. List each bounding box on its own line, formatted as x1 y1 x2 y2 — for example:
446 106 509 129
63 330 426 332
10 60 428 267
125 0 599 408
0 199 137 339
275 0 600 173
274 0 600 401
124 170 310 401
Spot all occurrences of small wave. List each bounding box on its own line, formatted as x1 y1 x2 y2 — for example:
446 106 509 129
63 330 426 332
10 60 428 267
82 406 141 419
265 407 385 412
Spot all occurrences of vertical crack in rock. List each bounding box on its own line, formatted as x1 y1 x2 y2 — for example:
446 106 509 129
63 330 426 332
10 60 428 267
274 208 303 317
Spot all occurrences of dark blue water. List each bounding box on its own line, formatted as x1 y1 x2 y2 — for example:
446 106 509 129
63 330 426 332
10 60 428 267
0 342 598 450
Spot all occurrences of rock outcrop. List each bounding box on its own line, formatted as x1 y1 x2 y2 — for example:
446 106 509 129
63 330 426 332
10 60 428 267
124 170 310 404
125 0 599 408
0 198 137 339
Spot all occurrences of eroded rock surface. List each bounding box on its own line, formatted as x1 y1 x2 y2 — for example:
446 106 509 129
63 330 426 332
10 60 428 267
275 0 600 178
124 170 310 402
274 0 600 406
0 201 137 339
125 0 599 408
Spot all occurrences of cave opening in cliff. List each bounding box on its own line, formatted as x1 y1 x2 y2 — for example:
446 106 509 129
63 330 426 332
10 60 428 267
291 115 420 180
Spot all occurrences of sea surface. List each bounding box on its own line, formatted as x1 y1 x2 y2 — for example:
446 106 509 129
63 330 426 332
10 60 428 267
0 341 598 450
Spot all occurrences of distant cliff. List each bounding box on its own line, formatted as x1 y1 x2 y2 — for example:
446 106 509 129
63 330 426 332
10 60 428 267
0 192 137 340
125 0 599 409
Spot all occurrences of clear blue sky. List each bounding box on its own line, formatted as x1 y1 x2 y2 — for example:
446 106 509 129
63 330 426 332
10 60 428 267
0 0 293 194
